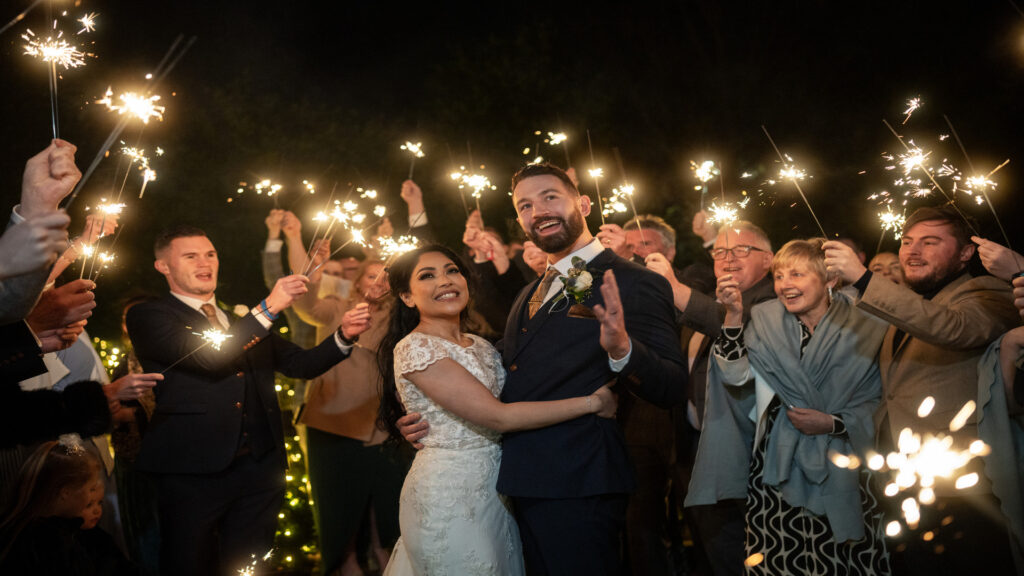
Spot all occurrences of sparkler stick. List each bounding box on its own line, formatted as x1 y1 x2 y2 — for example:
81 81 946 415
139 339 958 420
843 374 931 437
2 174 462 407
161 330 232 374
446 142 470 216
63 36 195 211
761 126 828 238
306 228 371 276
22 23 89 138
0 0 45 36
613 147 642 234
401 141 424 179
881 119 979 236
942 115 1018 261
586 130 606 225
303 183 338 266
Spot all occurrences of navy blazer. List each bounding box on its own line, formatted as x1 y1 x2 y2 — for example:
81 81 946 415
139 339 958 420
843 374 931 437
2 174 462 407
126 294 348 475
496 249 687 498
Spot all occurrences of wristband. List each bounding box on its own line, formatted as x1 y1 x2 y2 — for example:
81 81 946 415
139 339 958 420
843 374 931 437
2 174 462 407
336 328 358 346
260 299 279 321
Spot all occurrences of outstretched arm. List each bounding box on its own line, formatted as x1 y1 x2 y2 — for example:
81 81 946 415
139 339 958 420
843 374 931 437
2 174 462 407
406 359 616 433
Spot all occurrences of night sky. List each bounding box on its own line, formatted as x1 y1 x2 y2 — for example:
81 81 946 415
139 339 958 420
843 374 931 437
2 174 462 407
2 1 1023 339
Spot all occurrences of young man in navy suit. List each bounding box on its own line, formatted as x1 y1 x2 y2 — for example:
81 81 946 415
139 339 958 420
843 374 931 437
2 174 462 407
126 225 369 575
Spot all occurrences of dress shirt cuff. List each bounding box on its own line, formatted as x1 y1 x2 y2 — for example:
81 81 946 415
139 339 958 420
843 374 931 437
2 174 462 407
408 211 428 228
608 340 632 372
333 331 354 354
11 205 25 224
251 307 274 330
264 238 283 252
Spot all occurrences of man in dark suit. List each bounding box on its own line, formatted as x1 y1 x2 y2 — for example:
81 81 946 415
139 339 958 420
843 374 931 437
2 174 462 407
647 220 775 576
494 163 686 575
126 225 368 575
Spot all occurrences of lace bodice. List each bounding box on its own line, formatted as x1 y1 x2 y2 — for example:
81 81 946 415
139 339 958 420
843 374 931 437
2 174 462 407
394 332 505 449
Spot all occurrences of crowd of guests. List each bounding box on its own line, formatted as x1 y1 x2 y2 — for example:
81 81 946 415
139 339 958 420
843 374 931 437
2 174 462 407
0 140 1022 576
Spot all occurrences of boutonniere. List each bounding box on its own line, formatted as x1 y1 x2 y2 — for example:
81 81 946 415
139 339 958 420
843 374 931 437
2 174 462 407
551 256 594 308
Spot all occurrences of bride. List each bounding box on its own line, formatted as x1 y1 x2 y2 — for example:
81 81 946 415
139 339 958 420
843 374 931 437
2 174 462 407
376 245 616 575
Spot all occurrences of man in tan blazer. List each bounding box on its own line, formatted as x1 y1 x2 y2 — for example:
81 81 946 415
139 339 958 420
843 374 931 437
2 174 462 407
824 205 1019 576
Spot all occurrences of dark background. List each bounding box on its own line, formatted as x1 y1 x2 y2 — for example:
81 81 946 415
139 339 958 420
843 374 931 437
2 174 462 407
3 1 1023 341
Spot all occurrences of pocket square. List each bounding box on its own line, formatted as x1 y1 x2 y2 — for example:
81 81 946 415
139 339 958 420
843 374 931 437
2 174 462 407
567 303 597 319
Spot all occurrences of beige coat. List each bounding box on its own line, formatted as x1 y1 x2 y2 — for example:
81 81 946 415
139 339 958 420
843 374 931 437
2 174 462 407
857 272 1019 492
293 288 391 444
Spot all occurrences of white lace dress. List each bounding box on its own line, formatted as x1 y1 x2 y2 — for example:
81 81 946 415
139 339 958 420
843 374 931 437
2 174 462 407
383 332 525 576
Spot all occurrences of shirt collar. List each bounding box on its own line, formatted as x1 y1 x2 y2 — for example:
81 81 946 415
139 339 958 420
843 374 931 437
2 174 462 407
170 291 218 313
549 238 604 275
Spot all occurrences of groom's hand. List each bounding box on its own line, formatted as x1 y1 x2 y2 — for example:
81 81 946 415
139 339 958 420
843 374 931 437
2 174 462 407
593 269 631 360
397 412 429 450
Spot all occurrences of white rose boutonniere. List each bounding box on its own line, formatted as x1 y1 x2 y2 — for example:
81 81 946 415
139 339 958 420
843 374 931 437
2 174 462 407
551 256 594 309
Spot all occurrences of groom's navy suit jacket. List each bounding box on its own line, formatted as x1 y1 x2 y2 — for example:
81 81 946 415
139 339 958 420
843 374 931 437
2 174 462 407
497 249 687 498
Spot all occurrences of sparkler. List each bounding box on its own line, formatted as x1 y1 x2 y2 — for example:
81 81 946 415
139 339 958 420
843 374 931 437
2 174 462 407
237 550 274 576
831 396 990 534
761 126 827 237
876 207 907 252
690 160 719 210
452 171 497 224
0 0 45 36
96 87 165 124
23 19 91 139
161 329 233 374
585 130 607 225
77 12 98 34
881 119 979 236
902 97 922 125
401 141 425 179
63 35 196 211
546 131 571 168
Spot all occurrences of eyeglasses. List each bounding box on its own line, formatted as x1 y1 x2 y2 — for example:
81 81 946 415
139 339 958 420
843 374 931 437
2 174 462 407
710 245 766 260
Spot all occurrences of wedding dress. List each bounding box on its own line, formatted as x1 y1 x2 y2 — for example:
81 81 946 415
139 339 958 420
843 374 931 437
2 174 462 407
383 332 525 576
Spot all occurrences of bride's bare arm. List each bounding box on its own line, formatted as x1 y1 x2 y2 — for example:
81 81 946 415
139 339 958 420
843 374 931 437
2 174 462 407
405 358 616 433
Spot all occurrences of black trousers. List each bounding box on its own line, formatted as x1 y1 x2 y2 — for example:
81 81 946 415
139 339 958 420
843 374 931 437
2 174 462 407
155 451 285 575
687 498 747 576
514 494 629 576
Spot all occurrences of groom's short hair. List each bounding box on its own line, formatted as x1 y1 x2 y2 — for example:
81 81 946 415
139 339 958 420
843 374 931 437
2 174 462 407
511 163 579 195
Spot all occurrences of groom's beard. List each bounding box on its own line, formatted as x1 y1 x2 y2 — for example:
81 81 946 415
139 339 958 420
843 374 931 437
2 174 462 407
526 210 585 255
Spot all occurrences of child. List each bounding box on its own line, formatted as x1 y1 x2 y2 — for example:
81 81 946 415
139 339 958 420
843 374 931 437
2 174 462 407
0 435 137 575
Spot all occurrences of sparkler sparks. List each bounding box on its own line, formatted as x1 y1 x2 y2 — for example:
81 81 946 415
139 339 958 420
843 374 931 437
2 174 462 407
77 12 98 34
97 87 165 123
903 97 922 125
706 201 747 226
194 329 231 351
98 202 126 216
22 29 87 68
547 132 567 145
377 235 420 259
691 160 718 183
878 208 906 239
400 141 425 158
254 179 282 196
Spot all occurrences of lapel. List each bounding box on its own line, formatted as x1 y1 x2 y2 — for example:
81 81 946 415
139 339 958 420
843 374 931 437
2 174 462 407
507 249 619 364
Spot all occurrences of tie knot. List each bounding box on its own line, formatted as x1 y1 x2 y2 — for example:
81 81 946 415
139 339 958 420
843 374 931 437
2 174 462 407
200 303 226 331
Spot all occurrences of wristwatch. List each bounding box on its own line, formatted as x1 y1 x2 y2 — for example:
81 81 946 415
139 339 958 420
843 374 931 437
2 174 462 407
336 329 359 346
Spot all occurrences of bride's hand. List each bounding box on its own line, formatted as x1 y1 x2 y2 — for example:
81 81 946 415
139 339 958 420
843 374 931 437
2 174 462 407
590 384 618 419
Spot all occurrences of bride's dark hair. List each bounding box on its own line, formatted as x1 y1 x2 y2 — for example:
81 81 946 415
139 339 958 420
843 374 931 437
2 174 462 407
377 244 476 444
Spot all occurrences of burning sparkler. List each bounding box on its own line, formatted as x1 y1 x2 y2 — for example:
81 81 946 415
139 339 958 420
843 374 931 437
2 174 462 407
902 97 922 125
161 329 233 374
97 87 165 124
762 126 827 237
77 12 98 34
22 29 86 68
401 141 425 179
546 131 571 167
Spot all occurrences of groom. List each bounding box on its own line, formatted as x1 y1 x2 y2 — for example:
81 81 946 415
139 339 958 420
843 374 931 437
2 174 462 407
499 163 686 574
399 163 685 573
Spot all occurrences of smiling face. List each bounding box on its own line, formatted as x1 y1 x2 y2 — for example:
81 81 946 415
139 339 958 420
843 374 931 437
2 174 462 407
774 259 832 322
513 174 591 260
713 229 772 292
400 251 470 320
154 235 218 299
899 220 974 294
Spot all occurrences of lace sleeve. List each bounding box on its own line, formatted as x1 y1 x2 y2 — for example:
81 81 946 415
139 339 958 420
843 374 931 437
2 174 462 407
394 333 451 378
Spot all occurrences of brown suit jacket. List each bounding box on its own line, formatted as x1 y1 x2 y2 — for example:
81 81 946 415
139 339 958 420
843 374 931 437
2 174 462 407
857 272 1019 483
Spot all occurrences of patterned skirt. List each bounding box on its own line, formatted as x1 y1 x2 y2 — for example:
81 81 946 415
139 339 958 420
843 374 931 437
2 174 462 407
744 402 891 575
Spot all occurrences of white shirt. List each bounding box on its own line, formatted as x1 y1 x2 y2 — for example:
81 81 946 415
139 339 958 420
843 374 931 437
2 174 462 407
541 238 631 371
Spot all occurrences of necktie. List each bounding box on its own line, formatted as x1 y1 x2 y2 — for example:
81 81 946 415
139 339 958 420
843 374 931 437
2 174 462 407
200 303 227 331
528 267 561 318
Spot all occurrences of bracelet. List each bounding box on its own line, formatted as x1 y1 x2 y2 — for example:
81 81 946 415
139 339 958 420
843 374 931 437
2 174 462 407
336 328 358 346
260 299 279 321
